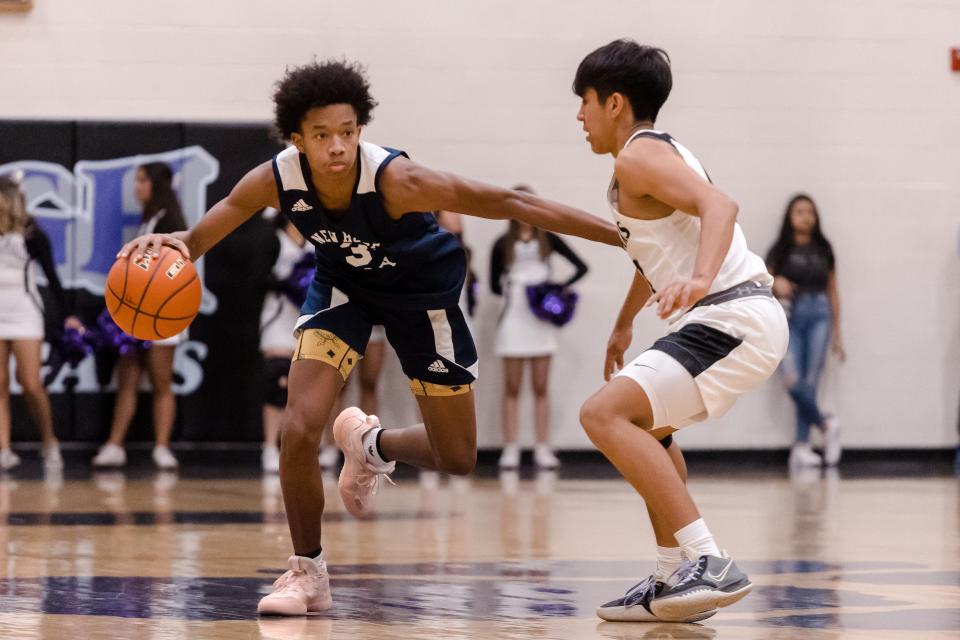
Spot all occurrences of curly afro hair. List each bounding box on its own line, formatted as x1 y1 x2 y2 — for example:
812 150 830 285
272 59 378 140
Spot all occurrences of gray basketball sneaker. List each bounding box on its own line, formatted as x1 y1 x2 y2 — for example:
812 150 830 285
650 553 752 621
596 574 718 623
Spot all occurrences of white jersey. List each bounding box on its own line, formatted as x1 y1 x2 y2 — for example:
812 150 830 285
609 130 788 421
607 129 771 322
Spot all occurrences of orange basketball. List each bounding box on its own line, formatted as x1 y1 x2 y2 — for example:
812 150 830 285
104 247 202 341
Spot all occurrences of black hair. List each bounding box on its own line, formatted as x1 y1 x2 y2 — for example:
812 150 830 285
573 39 672 123
139 162 186 229
766 194 835 274
273 59 378 140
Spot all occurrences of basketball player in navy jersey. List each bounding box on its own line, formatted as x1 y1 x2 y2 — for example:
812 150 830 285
572 40 789 622
121 59 620 616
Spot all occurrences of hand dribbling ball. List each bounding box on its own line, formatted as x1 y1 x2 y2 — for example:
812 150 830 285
104 247 202 340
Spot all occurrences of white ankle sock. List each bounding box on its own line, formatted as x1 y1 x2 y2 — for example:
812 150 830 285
361 427 389 467
655 545 684 581
674 518 721 558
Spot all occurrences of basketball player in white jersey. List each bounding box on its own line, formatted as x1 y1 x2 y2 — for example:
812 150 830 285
572 40 789 622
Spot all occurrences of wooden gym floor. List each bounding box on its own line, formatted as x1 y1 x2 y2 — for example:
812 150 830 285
0 454 956 639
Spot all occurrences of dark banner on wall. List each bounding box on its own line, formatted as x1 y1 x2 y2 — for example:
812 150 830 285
0 120 283 442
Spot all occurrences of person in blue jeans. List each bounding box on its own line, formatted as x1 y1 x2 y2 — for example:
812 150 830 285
766 194 846 467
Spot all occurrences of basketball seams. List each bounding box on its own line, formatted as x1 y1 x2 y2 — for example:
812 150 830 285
107 248 200 340
108 296 196 320
130 247 171 336
115 255 133 315
152 273 199 338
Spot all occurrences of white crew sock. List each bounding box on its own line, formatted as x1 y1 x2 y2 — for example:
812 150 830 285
361 426 390 467
655 545 685 582
673 518 721 559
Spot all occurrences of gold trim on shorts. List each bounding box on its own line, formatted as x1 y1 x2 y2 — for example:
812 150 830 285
293 329 361 381
409 379 473 397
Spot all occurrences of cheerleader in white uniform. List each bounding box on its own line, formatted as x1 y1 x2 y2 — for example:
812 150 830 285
0 177 74 471
92 163 187 470
490 187 589 469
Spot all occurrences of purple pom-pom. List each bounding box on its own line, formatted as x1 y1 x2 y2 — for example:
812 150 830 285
57 326 93 367
284 254 316 308
93 309 151 355
526 283 579 327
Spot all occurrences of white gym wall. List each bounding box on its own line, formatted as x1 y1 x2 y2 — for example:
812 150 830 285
2 0 958 449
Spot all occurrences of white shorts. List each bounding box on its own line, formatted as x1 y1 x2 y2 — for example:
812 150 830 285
369 324 386 344
616 295 788 429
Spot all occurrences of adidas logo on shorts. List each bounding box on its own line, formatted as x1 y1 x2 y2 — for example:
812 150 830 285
291 199 313 212
427 359 449 374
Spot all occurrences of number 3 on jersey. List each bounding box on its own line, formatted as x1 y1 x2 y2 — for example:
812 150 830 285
341 241 372 267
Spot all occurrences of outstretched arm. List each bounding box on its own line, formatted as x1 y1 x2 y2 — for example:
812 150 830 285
119 162 279 260
380 156 621 247
616 138 739 318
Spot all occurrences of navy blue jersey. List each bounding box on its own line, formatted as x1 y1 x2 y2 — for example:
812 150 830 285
271 142 465 310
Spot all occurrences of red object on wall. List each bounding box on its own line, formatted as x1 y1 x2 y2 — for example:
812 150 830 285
952 48 960 72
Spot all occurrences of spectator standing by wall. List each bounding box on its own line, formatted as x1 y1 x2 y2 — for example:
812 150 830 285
766 194 845 467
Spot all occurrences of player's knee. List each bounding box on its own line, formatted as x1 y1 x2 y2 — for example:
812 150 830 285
436 449 476 475
579 395 613 446
279 413 321 452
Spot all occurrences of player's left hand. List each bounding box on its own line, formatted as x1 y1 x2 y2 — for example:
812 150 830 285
648 277 710 320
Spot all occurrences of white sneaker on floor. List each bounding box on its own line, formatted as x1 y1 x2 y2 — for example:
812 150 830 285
0 449 21 471
318 446 340 469
789 442 822 468
42 443 64 472
498 444 520 469
823 415 842 466
257 554 332 615
92 443 126 467
261 445 280 473
151 445 179 470
533 444 559 469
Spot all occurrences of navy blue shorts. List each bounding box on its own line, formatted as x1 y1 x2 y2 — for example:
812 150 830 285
296 283 478 388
